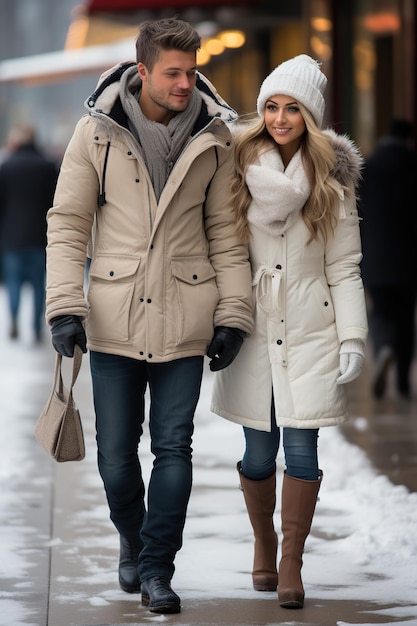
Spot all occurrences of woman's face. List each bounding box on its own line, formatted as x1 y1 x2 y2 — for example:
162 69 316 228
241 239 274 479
264 94 306 157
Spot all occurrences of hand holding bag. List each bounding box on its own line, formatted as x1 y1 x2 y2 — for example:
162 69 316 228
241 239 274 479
34 345 85 462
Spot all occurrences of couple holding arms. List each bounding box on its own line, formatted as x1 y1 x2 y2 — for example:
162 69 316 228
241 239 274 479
45 17 367 615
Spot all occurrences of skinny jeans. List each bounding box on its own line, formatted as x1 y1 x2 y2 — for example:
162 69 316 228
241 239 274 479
90 352 203 581
242 400 319 481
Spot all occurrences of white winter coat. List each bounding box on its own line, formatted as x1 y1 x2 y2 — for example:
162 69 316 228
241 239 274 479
211 130 368 430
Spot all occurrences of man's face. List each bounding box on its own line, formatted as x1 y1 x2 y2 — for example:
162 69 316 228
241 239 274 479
138 49 198 124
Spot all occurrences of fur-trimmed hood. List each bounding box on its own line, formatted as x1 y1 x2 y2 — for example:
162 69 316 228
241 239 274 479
324 128 363 191
229 119 363 192
84 61 237 123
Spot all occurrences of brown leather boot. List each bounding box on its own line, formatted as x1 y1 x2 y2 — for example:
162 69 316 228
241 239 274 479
237 461 278 591
278 470 323 609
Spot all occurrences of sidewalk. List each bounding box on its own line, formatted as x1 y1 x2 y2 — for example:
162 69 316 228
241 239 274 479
1 286 417 626
342 350 417 493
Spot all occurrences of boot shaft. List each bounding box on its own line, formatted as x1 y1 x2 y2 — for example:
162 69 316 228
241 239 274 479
237 461 277 533
280 471 323 546
278 470 323 608
237 461 278 591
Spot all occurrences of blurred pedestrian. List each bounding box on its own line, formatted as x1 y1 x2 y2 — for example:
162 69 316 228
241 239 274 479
211 55 368 609
45 17 253 615
359 118 417 399
0 124 58 341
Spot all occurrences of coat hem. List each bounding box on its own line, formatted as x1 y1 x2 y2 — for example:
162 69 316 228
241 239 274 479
210 403 350 431
86 343 208 362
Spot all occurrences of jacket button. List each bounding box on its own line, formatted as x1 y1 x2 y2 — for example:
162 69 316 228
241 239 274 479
140 297 144 302
275 264 282 269
148 353 152 358
139 351 144 355
109 271 114 276
127 151 132 155
147 298 151 303
192 274 197 280
276 339 282 345
324 301 329 306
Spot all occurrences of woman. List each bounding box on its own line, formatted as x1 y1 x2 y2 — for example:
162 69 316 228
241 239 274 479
210 55 368 609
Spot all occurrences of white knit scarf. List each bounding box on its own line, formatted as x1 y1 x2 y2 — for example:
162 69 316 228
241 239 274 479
246 147 311 235
119 65 202 201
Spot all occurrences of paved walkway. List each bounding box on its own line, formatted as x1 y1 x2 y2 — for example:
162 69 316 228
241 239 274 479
341 349 417 493
1 286 417 626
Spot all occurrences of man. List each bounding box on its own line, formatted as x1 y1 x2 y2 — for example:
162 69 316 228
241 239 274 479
45 18 253 614
0 124 58 341
359 118 417 399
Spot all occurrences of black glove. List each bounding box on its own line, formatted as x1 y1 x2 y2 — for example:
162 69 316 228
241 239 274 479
207 326 245 372
50 315 87 358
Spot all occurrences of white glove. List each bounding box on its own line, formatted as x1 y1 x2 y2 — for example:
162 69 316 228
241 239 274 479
336 352 364 384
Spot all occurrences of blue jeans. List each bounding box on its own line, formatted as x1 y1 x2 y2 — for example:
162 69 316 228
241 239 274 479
1 248 46 335
90 352 203 581
242 401 319 481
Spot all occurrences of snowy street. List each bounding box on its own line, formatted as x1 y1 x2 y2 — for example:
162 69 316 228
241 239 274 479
1 286 417 626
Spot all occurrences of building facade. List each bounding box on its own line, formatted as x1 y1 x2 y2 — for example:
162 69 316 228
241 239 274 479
0 0 415 157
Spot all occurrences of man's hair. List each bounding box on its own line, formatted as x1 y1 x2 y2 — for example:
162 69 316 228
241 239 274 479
7 124 36 149
135 18 201 69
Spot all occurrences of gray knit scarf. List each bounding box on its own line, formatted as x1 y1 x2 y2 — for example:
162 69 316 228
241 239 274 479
119 65 202 201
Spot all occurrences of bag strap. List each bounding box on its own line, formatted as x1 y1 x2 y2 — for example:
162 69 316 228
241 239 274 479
54 345 83 398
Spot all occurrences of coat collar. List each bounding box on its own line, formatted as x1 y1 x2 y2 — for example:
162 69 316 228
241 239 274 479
84 62 237 125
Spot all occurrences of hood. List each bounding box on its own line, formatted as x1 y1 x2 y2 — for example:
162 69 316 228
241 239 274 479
84 61 237 123
195 72 237 122
324 127 363 190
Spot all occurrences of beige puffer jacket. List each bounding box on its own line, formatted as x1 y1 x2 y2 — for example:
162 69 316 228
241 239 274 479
45 65 254 361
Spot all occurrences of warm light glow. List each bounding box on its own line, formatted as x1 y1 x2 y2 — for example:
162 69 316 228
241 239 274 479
205 38 225 55
218 30 246 48
310 36 332 61
363 12 401 33
196 29 245 66
353 41 375 91
311 17 332 32
197 48 211 66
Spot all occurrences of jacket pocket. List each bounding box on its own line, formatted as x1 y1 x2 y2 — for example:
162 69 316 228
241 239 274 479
309 278 336 328
87 254 140 342
171 257 218 344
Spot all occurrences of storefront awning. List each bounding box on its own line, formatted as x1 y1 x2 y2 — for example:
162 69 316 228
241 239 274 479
0 38 134 85
86 0 253 9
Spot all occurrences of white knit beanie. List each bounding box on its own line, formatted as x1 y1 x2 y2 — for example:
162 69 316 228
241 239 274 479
256 54 327 127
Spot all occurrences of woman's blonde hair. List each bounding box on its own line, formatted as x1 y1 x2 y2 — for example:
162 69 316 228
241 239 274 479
231 104 341 245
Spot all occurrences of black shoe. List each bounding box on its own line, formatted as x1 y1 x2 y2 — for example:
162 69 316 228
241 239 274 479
372 346 393 398
397 383 411 400
141 576 181 614
9 319 18 340
118 535 141 593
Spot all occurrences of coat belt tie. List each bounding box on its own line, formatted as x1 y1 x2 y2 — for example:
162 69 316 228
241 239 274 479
252 266 282 313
